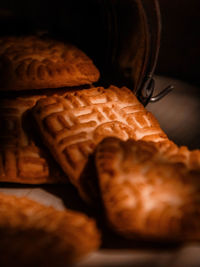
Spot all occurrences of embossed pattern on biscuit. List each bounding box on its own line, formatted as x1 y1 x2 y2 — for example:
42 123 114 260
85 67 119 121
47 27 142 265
32 85 167 190
0 193 100 265
0 36 100 90
95 137 200 241
0 96 65 184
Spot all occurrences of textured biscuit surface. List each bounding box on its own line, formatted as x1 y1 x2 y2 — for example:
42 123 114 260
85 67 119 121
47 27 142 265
0 96 65 184
95 137 200 241
0 193 100 266
0 36 100 90
32 85 167 191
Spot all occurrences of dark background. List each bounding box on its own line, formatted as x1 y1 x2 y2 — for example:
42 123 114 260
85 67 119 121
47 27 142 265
157 0 200 86
0 0 200 86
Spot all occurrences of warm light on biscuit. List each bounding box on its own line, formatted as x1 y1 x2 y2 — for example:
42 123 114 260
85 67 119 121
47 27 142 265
95 137 200 241
32 85 167 200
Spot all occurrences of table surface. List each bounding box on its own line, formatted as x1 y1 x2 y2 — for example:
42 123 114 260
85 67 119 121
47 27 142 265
0 76 200 267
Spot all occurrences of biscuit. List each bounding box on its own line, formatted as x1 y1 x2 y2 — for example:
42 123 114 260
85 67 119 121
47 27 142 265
0 96 66 184
32 85 167 196
0 193 100 266
0 36 100 90
95 137 200 241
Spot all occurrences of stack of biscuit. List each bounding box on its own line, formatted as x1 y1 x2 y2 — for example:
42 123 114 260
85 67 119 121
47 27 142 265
0 35 200 266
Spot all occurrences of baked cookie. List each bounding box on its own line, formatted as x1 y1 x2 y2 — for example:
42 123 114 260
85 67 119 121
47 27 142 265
0 96 66 184
95 137 200 241
0 193 100 266
0 36 100 90
32 85 167 197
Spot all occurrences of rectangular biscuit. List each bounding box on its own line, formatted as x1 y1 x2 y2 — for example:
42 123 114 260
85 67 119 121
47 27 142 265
0 96 66 184
32 85 167 193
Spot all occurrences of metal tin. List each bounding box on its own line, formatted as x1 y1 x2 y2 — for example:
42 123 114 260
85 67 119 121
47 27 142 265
100 0 162 105
46 0 162 105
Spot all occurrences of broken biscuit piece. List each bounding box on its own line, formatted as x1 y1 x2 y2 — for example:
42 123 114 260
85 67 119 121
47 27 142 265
95 137 200 242
0 193 100 266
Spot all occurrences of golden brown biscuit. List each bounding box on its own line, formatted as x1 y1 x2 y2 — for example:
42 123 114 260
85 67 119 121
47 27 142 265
95 137 200 242
32 85 167 195
0 96 66 184
0 36 100 90
0 193 100 266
